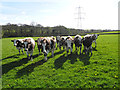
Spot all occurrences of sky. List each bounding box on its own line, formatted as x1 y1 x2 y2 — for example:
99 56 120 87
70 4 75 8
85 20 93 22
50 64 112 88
0 0 119 30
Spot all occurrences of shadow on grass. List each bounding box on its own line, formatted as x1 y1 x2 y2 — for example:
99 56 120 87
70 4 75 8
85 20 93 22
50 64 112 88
54 51 92 69
78 53 91 65
15 59 46 78
54 54 67 69
2 54 39 75
15 54 55 78
0 54 21 61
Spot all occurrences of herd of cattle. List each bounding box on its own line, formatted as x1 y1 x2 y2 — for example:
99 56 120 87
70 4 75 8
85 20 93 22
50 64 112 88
11 34 99 61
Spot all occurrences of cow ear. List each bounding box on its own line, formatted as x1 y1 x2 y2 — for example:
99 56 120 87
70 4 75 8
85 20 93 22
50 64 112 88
11 40 14 42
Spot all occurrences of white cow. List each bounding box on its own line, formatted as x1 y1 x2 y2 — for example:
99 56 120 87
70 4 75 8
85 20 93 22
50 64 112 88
65 36 74 54
23 38 35 61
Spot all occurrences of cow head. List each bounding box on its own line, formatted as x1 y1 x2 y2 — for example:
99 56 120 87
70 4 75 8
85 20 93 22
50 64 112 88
24 39 32 51
11 39 17 46
66 36 73 49
41 38 49 54
92 34 99 40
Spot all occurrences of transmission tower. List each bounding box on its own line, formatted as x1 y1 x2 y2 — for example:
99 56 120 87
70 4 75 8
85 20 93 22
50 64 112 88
75 6 85 29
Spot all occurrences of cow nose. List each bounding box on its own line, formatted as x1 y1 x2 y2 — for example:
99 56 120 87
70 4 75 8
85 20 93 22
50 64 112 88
68 47 70 49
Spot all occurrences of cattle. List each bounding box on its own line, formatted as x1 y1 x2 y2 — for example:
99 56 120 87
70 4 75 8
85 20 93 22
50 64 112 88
74 35 82 54
59 36 67 50
23 38 35 61
91 34 99 47
56 35 61 49
82 34 93 55
40 37 56 61
35 37 44 55
65 36 74 54
11 39 25 54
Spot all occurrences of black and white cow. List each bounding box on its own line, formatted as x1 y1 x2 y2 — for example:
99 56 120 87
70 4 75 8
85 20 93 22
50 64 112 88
91 34 99 47
65 36 74 54
74 35 82 54
59 36 67 50
35 37 44 55
56 35 61 48
41 37 56 61
23 38 35 61
11 39 25 54
82 35 93 55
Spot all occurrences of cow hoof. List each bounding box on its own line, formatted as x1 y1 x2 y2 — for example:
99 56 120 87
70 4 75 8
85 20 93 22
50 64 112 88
52 55 54 57
44 57 47 61
31 58 33 61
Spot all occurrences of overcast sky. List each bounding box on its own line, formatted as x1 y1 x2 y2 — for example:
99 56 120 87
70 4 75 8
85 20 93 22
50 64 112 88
0 0 119 29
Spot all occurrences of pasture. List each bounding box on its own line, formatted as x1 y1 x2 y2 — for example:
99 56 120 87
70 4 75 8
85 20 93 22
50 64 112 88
1 34 118 88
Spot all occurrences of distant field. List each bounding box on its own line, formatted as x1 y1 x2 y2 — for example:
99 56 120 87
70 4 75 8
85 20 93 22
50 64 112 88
98 31 120 35
1 34 118 88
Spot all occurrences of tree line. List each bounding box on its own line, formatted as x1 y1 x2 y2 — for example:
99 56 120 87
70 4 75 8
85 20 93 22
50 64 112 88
1 23 114 38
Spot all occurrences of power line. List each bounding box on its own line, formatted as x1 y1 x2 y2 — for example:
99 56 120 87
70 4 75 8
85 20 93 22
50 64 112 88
75 6 85 29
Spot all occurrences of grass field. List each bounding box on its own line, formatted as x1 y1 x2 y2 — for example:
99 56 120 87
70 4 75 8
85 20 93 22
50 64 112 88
1 34 119 88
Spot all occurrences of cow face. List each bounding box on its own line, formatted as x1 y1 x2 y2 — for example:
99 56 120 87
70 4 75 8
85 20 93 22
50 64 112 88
24 39 31 51
11 39 17 46
41 39 49 53
66 37 73 49
24 41 29 51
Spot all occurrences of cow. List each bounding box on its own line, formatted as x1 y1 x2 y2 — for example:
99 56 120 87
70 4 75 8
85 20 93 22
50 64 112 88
35 37 44 55
82 34 94 55
74 35 82 54
56 35 61 49
11 39 25 55
23 38 35 61
41 37 56 61
91 34 99 47
59 36 67 50
65 36 74 54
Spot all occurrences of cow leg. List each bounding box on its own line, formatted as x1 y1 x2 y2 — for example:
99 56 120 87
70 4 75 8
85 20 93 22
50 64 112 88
95 41 97 48
90 46 92 55
80 46 82 55
38 48 40 55
71 43 73 54
59 45 61 50
44 53 47 61
70 47 73 54
66 47 69 54
84 46 87 54
18 49 20 55
30 51 33 61
21 48 24 54
26 51 29 59
51 47 54 57
44 50 49 61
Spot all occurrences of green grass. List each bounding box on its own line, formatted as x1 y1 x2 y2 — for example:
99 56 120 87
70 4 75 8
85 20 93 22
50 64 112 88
1 34 118 88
